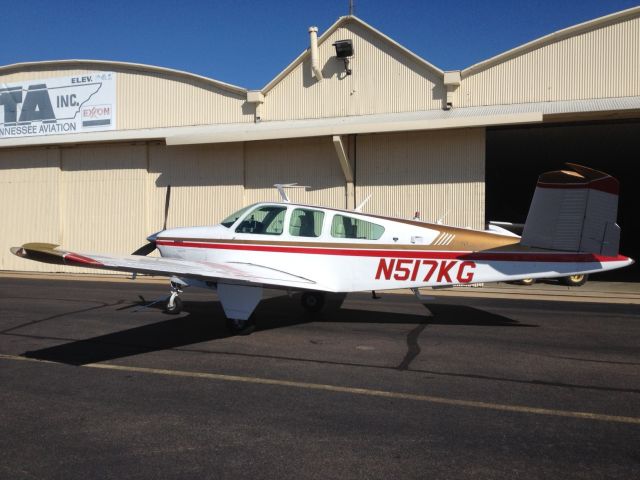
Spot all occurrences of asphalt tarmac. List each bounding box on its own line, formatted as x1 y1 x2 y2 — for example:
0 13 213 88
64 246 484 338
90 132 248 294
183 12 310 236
1 276 639 479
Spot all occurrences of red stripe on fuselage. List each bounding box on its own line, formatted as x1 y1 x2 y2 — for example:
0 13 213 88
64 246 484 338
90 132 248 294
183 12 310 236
155 239 628 263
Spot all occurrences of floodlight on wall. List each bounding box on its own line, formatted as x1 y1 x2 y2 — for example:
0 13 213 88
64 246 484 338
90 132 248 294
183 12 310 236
333 39 354 75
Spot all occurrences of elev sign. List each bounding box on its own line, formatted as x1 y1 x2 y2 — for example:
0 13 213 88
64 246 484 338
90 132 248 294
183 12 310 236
0 72 116 139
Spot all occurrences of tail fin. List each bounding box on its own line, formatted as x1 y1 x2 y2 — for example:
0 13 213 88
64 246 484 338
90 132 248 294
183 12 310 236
521 163 620 256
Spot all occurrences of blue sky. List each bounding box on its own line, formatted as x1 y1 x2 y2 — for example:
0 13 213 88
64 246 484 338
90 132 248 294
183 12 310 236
3 0 638 89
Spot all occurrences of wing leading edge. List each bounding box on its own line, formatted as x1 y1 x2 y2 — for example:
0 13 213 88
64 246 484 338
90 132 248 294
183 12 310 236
10 243 320 290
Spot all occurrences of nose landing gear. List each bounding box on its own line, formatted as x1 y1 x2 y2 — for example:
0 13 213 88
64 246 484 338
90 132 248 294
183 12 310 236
164 281 184 314
226 318 256 335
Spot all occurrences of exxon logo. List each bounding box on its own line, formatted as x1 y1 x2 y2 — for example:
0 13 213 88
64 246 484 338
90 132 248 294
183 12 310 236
81 105 111 127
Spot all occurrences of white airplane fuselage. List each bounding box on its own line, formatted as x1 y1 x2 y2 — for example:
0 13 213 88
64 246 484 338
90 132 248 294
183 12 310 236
155 203 632 293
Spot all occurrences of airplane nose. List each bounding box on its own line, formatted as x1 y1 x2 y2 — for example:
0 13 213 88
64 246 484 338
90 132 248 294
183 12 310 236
146 230 163 242
132 230 164 256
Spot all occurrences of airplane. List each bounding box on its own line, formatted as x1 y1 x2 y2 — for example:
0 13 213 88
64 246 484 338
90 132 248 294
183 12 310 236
11 163 634 334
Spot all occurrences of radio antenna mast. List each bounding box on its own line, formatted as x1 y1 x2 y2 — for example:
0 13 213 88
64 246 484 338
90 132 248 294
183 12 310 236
349 0 354 16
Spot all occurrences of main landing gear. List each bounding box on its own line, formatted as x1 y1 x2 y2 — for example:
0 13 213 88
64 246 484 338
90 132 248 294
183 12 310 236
300 291 347 315
301 291 325 313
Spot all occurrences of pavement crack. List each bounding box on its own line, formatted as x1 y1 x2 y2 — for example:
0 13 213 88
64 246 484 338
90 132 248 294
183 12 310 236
397 320 428 371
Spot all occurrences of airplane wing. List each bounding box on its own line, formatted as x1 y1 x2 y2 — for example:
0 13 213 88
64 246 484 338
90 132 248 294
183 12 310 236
10 243 320 290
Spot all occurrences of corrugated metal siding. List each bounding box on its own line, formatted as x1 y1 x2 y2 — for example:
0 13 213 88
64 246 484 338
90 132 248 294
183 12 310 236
458 15 640 107
263 22 445 121
148 143 244 228
119 72 249 129
0 67 251 130
244 137 346 207
0 147 61 272
59 144 149 273
356 129 485 229
0 142 247 274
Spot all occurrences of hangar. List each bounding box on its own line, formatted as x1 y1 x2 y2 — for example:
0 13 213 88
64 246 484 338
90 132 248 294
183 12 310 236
1 7 639 279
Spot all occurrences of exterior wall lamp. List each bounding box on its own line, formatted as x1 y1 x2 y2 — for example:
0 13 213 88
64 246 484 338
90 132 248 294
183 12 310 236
333 40 354 75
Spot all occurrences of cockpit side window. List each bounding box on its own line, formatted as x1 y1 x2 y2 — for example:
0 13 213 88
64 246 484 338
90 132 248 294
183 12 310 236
235 205 287 235
330 214 385 240
220 205 253 228
289 208 324 237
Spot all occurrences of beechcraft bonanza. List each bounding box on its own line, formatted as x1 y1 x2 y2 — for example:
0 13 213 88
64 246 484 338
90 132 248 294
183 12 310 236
12 163 634 334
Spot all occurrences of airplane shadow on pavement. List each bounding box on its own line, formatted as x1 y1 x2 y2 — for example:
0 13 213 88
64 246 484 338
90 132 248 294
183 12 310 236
22 294 535 366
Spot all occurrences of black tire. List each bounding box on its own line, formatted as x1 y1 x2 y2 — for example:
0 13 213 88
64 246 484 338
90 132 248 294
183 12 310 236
301 292 325 313
509 278 535 286
226 318 255 335
561 274 588 287
164 296 183 314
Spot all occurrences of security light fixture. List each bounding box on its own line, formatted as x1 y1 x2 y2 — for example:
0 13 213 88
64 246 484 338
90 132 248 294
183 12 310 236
333 39 354 75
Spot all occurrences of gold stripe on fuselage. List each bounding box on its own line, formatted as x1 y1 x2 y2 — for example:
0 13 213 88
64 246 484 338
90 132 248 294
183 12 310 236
162 222 521 252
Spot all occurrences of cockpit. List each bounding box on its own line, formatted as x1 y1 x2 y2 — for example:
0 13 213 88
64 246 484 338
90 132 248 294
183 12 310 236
220 204 386 241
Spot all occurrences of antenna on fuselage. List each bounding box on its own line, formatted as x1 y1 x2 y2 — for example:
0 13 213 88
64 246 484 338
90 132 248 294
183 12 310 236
436 210 449 225
274 183 310 202
354 194 372 212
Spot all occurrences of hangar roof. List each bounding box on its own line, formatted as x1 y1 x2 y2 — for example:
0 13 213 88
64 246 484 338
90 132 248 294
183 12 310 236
0 59 247 94
463 5 640 77
2 6 638 96
3 6 637 95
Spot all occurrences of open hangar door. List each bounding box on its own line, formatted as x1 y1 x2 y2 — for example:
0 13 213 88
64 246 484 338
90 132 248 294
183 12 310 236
486 119 640 282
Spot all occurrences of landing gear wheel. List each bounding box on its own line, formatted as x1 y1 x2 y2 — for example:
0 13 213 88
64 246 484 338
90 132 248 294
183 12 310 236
516 278 536 286
165 296 183 314
301 292 325 313
226 318 255 335
561 274 588 287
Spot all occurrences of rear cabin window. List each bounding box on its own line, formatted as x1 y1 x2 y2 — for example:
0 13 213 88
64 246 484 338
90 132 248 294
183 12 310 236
289 209 324 237
330 215 385 240
235 205 286 235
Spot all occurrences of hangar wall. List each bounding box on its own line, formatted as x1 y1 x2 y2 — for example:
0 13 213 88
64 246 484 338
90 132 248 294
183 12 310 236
60 144 148 267
356 128 485 229
147 143 245 229
244 137 346 206
458 12 640 107
1 147 61 273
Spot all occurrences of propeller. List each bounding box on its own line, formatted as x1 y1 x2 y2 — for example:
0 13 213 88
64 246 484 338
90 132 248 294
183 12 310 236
162 184 171 231
132 240 157 256
132 185 171 256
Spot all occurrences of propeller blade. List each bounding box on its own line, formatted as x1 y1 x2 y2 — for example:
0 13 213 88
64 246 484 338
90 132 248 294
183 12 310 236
163 185 171 231
132 242 156 256
134 186 170 257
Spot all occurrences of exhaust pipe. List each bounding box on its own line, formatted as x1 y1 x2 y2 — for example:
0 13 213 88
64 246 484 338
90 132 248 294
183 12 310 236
309 26 323 82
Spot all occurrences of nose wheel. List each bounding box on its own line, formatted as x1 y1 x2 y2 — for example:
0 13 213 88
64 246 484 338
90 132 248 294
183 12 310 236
226 318 256 335
164 282 184 314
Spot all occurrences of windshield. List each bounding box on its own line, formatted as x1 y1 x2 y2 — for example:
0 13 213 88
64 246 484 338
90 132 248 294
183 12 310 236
235 205 287 235
220 205 253 228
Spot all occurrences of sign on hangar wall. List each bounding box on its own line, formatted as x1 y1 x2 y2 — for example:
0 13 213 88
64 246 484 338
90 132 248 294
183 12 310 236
0 72 116 138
